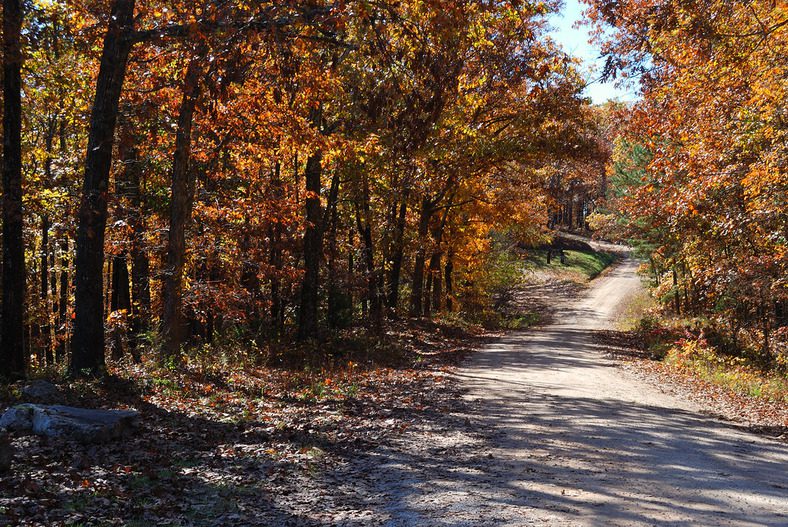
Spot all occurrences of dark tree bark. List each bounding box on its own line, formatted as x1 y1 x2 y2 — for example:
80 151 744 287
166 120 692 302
444 251 454 312
347 228 355 318
119 126 150 355
111 253 131 312
355 181 383 330
352 168 383 329
409 198 432 317
424 214 446 317
324 172 342 329
297 152 323 340
56 237 69 362
161 57 202 358
423 265 433 316
385 191 409 316
1 0 26 379
428 252 442 315
269 161 284 333
41 215 52 364
70 0 136 377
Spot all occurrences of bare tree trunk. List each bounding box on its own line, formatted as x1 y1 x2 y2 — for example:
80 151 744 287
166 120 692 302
110 253 131 312
386 191 408 316
117 129 150 356
444 251 454 312
71 0 136 376
161 56 202 358
297 152 323 340
269 162 284 333
429 252 442 314
56 237 69 362
41 215 52 364
326 172 343 329
427 205 450 315
355 178 382 331
409 198 432 317
347 228 356 320
1 0 26 379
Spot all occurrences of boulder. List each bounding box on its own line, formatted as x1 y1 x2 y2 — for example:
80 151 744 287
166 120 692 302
0 404 138 442
21 380 60 402
0 405 34 432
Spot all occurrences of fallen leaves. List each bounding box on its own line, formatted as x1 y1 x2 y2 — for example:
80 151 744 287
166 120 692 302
0 319 488 526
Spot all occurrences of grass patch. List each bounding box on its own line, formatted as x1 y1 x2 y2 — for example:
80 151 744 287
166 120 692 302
524 249 617 281
616 288 659 331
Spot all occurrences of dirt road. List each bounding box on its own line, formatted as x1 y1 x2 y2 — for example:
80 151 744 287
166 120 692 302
326 259 788 526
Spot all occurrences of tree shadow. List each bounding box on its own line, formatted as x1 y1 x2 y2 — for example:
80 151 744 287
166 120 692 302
317 319 788 526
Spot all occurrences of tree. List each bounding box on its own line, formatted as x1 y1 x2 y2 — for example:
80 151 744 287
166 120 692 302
587 0 788 359
160 55 204 357
70 0 136 376
1 0 26 379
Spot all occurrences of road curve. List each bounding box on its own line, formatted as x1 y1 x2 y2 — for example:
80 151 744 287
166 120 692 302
367 259 788 526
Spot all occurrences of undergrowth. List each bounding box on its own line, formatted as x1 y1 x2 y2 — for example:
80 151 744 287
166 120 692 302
663 332 788 403
631 313 788 404
616 272 787 404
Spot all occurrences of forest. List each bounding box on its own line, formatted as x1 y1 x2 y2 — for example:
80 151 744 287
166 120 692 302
0 0 778 380
0 0 785 525
0 0 611 377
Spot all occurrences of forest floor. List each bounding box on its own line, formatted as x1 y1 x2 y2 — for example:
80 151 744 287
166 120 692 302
2 248 787 526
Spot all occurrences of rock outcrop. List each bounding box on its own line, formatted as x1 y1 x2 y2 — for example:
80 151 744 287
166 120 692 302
0 404 138 442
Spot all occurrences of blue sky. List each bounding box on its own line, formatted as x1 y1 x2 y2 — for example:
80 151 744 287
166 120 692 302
548 0 639 104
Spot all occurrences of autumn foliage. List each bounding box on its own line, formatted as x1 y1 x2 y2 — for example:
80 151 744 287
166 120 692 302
0 0 607 377
587 0 787 362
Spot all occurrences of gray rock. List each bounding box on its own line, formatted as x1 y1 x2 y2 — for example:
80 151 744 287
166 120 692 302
0 404 34 432
21 380 60 401
0 404 138 442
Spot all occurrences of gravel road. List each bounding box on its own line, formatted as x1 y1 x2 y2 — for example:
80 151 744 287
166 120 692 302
327 258 788 526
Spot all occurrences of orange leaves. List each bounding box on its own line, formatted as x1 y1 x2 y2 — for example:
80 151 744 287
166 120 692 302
588 0 787 355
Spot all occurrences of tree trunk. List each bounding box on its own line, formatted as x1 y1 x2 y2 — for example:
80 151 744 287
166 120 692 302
56 237 69 362
429 252 442 314
356 204 382 331
111 253 131 312
426 205 450 316
386 191 408 316
269 162 284 333
444 251 454 312
354 171 382 330
1 0 26 379
326 172 342 329
41 216 52 365
423 265 433 316
119 130 150 355
161 56 202 358
347 228 356 319
71 0 136 377
409 198 432 317
297 152 324 340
